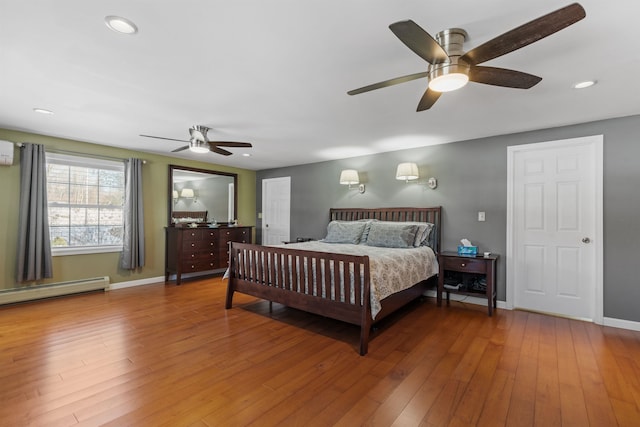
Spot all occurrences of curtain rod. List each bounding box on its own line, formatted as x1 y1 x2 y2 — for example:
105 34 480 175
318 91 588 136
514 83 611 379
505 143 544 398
16 142 147 164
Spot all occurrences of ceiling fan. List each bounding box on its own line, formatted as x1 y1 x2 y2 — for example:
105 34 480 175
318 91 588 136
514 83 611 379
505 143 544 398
347 3 586 111
140 125 252 156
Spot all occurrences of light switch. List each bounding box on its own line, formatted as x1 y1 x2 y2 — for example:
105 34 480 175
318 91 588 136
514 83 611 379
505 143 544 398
478 211 486 222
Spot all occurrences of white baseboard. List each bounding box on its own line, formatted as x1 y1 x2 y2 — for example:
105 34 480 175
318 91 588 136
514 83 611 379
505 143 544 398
603 317 640 332
108 276 165 290
423 290 640 332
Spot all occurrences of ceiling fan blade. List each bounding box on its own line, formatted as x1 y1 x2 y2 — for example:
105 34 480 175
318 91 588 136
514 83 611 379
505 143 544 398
416 88 441 111
211 141 253 148
347 72 429 95
460 3 586 66
139 134 189 143
210 146 233 156
171 145 190 153
469 66 542 89
389 20 449 64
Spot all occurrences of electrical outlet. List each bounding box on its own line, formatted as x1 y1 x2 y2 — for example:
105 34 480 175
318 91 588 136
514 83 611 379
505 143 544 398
478 211 486 222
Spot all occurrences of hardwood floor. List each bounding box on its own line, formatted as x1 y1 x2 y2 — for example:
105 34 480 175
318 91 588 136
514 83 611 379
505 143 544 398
1 277 639 426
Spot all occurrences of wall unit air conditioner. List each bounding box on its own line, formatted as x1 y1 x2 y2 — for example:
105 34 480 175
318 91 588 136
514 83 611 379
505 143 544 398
0 140 14 166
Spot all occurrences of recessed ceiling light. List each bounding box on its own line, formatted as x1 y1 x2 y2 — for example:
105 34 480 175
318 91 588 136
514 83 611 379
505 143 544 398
242 153 251 157
573 80 596 89
33 108 54 115
105 16 138 35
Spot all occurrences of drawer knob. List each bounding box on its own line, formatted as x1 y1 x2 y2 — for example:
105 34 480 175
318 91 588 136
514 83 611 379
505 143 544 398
191 243 195 247
461 263 466 267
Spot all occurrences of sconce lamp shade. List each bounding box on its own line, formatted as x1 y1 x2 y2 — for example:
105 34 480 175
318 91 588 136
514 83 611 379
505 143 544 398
180 188 195 198
172 190 179 199
396 163 419 181
339 169 360 185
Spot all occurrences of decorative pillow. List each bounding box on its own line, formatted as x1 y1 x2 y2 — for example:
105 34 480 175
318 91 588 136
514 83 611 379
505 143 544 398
358 219 377 243
374 221 434 247
323 221 367 244
365 222 419 248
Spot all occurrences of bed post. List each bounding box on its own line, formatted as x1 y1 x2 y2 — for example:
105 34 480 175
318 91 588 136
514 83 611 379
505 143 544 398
225 243 235 309
359 257 372 356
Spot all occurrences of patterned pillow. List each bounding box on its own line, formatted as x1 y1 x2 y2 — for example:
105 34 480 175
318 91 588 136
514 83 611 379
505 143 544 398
365 222 419 248
374 221 434 247
323 221 367 244
358 219 377 243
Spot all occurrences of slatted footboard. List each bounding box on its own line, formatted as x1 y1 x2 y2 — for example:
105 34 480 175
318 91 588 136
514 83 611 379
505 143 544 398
225 242 373 355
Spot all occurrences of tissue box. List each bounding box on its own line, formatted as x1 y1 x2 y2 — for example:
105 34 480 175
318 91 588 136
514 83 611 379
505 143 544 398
457 245 478 257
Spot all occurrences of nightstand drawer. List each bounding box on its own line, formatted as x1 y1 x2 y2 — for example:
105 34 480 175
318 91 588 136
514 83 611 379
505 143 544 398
442 257 487 274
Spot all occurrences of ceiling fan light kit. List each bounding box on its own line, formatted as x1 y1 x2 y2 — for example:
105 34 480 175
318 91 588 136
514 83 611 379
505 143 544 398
428 29 469 93
348 3 586 110
140 125 252 156
189 138 209 153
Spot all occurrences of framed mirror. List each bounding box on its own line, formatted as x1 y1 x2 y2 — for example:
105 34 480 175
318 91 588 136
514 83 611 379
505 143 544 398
168 165 237 226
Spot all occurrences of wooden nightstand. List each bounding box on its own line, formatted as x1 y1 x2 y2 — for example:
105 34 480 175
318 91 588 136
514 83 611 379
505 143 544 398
437 251 499 316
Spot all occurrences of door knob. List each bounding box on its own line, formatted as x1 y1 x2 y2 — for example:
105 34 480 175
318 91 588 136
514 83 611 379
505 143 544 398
582 237 591 243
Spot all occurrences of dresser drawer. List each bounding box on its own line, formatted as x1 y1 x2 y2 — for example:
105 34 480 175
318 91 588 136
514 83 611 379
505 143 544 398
181 250 216 262
441 257 487 274
181 260 217 272
217 228 251 248
182 239 216 251
182 229 218 241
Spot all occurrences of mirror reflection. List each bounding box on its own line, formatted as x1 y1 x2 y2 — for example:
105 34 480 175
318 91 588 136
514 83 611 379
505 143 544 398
168 165 237 226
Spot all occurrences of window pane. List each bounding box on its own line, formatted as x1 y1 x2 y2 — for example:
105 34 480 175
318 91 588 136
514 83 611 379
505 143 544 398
47 183 69 204
99 187 124 206
70 167 98 185
86 208 100 225
100 207 123 225
49 207 70 226
69 226 99 246
100 226 123 245
50 226 70 247
100 170 124 187
47 164 69 183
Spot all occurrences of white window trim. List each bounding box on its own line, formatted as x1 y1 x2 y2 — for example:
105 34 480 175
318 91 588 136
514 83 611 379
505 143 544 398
46 152 125 256
52 245 123 257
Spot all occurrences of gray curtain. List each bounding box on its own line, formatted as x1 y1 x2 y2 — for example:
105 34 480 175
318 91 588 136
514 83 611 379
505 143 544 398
120 158 145 269
16 143 53 282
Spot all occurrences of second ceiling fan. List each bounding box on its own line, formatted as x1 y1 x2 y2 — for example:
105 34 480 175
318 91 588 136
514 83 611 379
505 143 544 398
140 125 252 156
347 3 586 111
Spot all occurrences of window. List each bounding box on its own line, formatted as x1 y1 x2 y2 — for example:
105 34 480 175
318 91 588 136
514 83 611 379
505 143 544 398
46 152 125 255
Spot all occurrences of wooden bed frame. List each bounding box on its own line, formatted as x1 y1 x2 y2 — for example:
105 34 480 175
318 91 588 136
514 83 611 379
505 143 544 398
225 207 442 355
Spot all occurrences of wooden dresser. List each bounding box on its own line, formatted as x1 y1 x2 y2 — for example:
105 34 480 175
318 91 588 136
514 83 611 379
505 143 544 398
165 226 252 285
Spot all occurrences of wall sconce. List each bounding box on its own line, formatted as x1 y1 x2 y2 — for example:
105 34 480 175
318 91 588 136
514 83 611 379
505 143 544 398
396 162 437 189
172 190 179 204
339 169 365 194
180 188 197 201
396 163 419 183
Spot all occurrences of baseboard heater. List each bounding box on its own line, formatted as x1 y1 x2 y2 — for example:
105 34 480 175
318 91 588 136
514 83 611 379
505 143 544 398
0 276 110 305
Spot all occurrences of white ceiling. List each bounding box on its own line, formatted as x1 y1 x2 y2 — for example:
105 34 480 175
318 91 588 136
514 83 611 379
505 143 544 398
1 1 638 170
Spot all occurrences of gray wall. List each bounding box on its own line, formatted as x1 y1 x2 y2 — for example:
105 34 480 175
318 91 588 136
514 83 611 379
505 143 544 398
256 114 640 322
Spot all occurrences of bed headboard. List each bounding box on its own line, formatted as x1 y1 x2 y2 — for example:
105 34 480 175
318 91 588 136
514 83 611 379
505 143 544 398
329 207 442 254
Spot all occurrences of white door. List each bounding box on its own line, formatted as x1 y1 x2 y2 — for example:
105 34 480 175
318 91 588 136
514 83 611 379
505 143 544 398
507 135 603 322
262 177 291 244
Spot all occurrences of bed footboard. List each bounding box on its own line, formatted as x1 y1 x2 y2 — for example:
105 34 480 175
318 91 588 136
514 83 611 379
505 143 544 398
225 242 373 355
